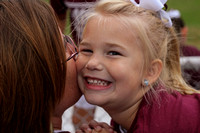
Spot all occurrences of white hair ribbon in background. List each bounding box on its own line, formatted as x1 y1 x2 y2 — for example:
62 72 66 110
167 9 181 19
130 0 172 27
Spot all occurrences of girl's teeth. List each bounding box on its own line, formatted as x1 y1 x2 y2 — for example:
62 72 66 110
87 79 108 86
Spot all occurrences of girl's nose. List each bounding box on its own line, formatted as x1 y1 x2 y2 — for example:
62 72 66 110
85 55 103 71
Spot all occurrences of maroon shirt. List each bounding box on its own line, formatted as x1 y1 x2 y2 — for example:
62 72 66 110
112 89 200 133
181 45 200 57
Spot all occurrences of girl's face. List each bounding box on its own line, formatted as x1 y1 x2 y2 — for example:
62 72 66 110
76 16 146 110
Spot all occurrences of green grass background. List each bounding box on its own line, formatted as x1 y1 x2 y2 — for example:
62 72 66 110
44 0 200 49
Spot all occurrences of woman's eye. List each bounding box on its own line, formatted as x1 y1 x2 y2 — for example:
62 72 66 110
108 51 121 56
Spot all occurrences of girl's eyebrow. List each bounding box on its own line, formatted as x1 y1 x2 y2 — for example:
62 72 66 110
80 41 126 51
105 42 127 51
79 41 90 46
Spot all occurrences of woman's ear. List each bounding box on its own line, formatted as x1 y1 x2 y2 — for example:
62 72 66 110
143 59 163 85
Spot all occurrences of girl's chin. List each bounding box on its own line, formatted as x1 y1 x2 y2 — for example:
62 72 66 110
84 94 106 106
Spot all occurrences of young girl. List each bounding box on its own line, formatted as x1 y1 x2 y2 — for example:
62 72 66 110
76 0 200 132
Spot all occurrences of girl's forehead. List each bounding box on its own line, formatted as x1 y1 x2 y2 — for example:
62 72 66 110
85 16 142 48
85 15 142 44
89 15 136 31
87 16 132 36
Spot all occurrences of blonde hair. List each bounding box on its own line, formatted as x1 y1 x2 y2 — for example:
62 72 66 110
80 0 199 94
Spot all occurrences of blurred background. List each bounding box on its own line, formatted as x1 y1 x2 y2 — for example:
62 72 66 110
44 0 200 49
167 0 200 49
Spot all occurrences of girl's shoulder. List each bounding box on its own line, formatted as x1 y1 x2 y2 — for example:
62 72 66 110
131 91 200 133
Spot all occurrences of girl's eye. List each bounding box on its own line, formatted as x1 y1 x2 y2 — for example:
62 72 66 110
108 51 121 56
80 49 93 53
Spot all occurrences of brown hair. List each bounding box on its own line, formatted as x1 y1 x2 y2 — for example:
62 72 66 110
80 0 199 95
0 0 66 132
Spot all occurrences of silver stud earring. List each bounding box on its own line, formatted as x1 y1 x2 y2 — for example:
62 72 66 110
144 79 149 86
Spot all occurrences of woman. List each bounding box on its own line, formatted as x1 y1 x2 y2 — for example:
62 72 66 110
0 0 81 132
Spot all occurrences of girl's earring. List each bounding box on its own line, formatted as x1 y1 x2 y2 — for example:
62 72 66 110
143 79 149 87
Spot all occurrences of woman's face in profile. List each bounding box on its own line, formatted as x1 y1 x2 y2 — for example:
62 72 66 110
64 52 82 107
54 31 82 115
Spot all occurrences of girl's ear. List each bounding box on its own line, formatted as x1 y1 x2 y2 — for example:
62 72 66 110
144 59 163 85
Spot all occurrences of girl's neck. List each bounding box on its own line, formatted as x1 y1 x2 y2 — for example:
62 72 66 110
105 98 143 130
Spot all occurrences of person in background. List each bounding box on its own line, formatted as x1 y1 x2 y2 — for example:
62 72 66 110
50 0 97 44
76 0 200 132
167 9 200 56
0 0 82 132
50 0 97 130
167 9 200 90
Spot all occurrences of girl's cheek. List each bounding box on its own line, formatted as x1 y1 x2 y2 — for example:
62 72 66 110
75 57 84 72
76 54 91 73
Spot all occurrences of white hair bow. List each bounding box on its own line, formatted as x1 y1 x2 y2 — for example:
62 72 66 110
130 0 172 27
167 9 181 19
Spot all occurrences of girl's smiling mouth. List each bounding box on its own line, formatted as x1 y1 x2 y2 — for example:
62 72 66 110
84 77 112 90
